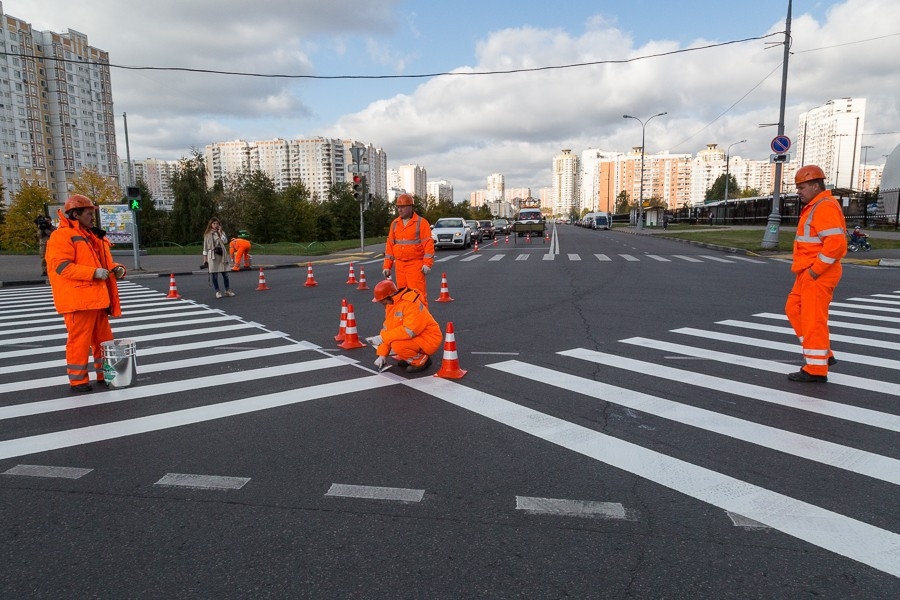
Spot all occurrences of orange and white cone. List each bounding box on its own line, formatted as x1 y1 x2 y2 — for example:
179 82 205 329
434 322 467 379
492 237 498 247
356 266 370 290
304 263 318 287
473 240 479 252
526 233 531 244
505 235 509 244
338 303 366 349
544 231 549 242
255 267 270 291
346 262 357 285
435 272 454 303
166 274 181 299
334 298 348 341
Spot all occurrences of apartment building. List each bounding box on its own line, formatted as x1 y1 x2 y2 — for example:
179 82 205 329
119 157 179 210
797 97 867 190
552 149 579 215
0 6 118 205
427 179 453 203
390 164 427 199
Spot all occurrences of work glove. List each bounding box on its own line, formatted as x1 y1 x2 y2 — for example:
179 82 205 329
111 266 126 279
93 268 109 280
421 265 431 275
382 269 391 279
374 356 386 369
365 335 384 347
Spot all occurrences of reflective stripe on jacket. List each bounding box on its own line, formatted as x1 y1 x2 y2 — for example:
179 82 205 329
46 210 123 316
382 213 435 270
377 287 442 357
791 190 847 274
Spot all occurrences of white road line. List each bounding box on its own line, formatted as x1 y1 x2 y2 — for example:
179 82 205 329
645 255 671 262
461 255 482 262
620 254 640 261
515 496 629 520
489 255 505 261
542 254 555 260
558 348 900 433
846 297 900 306
729 256 766 264
325 483 424 503
621 337 900 396
516 254 529 261
831 302 900 314
402 376 900 578
672 327 900 370
717 320 900 351
489 359 900 485
673 255 703 262
568 254 581 261
0 375 397 461
2 464 93 479
155 473 250 490
594 254 612 261
755 312 900 335
699 255 735 263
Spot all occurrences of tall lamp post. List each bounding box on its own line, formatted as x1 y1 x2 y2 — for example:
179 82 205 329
623 111 667 229
723 139 746 224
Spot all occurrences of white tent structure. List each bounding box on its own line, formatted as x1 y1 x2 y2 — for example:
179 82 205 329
880 143 900 224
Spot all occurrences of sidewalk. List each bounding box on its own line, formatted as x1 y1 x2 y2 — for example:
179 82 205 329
0 248 383 288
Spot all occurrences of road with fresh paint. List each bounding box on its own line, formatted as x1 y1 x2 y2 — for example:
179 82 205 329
1 225 898 599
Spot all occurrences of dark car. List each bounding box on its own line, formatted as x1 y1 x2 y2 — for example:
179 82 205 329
478 220 496 239
493 219 510 235
465 220 483 243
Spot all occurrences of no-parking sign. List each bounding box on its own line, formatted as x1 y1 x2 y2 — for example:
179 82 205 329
771 135 791 154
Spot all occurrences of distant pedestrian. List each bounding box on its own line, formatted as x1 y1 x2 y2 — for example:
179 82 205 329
202 217 235 299
45 194 126 393
785 165 847 383
34 214 55 276
707 211 714 226
382 194 434 306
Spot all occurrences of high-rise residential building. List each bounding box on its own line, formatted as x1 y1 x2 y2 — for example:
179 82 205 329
469 189 487 207
552 149 579 215
796 97 867 190
427 179 453 203
203 137 386 202
393 164 427 198
119 158 179 210
0 7 119 205
504 187 531 202
486 173 504 202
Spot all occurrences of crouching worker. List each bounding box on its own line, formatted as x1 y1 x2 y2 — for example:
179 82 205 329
46 194 126 393
368 280 443 373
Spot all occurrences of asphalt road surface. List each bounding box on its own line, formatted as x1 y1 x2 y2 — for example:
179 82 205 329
2 225 898 599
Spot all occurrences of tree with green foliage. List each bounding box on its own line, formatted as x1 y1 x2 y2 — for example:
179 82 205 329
71 166 122 204
705 173 740 203
281 182 320 242
170 149 215 244
614 190 631 214
131 180 171 246
1 181 53 253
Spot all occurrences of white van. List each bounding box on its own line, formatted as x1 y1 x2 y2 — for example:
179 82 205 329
584 211 610 230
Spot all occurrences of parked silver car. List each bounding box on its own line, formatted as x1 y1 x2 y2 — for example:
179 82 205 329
431 217 471 249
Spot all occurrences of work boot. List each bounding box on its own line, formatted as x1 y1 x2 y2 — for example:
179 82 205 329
828 356 837 367
787 369 827 383
405 355 432 374
70 383 92 393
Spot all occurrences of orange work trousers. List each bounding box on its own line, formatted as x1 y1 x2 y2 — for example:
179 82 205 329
388 336 443 362
394 261 429 307
64 309 114 386
231 241 251 270
785 267 840 376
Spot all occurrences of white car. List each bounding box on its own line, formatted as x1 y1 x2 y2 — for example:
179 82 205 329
431 217 471 249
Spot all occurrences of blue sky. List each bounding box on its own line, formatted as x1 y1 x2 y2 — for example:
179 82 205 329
15 0 898 199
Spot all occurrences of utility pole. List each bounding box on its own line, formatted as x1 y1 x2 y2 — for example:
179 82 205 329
761 0 792 249
123 112 141 270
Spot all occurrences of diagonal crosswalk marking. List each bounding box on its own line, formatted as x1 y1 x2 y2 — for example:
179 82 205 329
699 255 735 263
672 255 703 262
621 337 900 396
717 319 900 352
402 376 900 579
488 358 900 484
756 312 900 334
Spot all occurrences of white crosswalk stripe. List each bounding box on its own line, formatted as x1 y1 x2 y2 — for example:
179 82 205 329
429 252 769 264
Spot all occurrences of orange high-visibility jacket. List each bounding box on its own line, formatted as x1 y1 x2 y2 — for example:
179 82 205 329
377 287 442 357
791 190 847 275
46 210 124 317
382 213 435 271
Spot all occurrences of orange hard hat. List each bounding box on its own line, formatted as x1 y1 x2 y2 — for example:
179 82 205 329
795 165 826 185
372 279 398 302
64 194 95 213
395 194 414 207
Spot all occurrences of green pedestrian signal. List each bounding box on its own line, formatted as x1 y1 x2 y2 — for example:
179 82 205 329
126 186 141 211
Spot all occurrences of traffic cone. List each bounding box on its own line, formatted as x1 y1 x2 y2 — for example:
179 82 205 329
346 262 357 285
255 267 270 291
435 272 454 303
434 322 467 379
356 266 370 290
334 298 348 341
544 231 550 242
492 237 498 247
304 263 318 287
526 233 531 244
505 235 509 244
338 304 366 349
473 240 479 252
166 274 181 299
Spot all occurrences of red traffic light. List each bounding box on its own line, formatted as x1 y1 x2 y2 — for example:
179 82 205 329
352 175 362 184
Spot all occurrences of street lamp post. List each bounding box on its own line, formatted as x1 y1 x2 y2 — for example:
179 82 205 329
623 112 667 229
724 139 746 225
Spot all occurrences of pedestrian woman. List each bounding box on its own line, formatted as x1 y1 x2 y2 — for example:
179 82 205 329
202 217 235 298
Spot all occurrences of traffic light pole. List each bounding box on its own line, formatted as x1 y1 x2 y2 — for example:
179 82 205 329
123 113 141 270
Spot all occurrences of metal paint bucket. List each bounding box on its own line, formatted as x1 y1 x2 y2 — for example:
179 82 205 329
101 339 137 388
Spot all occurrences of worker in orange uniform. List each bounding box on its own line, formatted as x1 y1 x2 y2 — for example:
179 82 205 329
785 165 847 383
45 194 126 393
230 230 252 271
382 194 434 305
367 280 443 373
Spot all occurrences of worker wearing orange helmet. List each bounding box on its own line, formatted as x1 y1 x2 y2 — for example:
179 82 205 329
382 193 434 305
367 279 443 373
46 194 126 393
785 165 847 383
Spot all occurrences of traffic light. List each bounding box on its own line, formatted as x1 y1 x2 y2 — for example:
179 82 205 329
126 186 141 211
352 175 365 202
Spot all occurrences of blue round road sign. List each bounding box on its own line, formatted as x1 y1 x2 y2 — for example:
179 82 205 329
771 135 791 154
